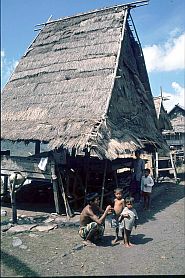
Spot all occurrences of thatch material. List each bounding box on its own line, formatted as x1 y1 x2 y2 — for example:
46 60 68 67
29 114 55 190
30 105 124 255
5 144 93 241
1 4 168 159
153 97 172 131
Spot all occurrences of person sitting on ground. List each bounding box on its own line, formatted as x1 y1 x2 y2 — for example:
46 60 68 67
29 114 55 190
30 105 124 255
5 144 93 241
119 197 138 248
141 168 154 210
111 188 125 245
79 192 113 246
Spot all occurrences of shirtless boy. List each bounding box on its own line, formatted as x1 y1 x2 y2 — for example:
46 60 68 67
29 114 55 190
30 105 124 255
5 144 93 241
79 192 113 246
111 188 125 244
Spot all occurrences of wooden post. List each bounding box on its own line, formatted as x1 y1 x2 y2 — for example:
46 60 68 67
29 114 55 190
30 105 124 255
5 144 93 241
170 152 177 181
83 150 90 206
100 159 108 209
10 176 17 224
155 151 159 181
51 163 62 214
35 140 40 155
3 175 9 195
57 170 73 219
113 170 118 187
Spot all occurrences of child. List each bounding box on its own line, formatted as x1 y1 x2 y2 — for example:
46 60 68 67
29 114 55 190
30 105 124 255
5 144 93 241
141 168 154 210
119 197 138 247
111 188 125 244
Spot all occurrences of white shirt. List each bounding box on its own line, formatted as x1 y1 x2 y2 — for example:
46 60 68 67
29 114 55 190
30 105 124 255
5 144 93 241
141 175 154 193
121 207 138 231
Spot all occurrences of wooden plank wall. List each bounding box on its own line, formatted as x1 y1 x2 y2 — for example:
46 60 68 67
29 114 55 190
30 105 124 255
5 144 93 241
1 156 52 180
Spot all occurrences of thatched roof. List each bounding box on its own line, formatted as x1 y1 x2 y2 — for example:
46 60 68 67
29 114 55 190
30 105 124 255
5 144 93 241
164 104 185 134
153 97 172 131
1 4 168 159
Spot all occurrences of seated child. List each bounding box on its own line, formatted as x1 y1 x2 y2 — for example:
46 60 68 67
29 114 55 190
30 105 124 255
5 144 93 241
119 197 138 247
111 188 125 244
141 168 154 210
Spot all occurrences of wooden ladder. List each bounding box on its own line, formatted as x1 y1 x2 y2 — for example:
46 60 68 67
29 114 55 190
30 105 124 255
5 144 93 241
155 151 177 183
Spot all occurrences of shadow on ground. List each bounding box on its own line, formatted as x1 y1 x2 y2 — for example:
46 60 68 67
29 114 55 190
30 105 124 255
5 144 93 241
1 251 40 277
136 182 185 225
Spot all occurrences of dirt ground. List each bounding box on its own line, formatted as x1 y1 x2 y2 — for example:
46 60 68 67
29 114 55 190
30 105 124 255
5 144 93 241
1 177 185 277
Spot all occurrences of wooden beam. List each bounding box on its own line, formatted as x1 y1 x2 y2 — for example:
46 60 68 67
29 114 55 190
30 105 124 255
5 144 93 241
100 159 108 209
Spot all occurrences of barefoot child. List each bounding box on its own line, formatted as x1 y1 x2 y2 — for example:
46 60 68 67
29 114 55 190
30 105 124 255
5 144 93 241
111 188 125 244
141 168 154 210
119 197 138 247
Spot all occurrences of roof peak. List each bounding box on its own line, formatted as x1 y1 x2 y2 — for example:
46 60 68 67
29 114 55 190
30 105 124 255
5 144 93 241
36 0 149 27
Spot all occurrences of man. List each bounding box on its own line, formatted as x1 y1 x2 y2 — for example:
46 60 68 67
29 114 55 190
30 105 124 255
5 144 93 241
131 150 145 202
79 192 113 246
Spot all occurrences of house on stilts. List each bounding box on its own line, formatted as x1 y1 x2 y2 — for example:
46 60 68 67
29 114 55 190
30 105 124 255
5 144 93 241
1 1 169 217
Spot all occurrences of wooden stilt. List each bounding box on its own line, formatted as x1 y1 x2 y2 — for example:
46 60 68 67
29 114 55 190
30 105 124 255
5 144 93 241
57 169 73 219
10 178 17 224
35 140 40 155
83 150 90 206
100 159 108 209
170 152 177 181
155 151 159 181
51 163 62 214
113 170 118 187
3 175 9 195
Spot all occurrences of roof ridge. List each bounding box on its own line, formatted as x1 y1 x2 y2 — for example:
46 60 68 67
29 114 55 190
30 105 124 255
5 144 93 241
35 1 148 27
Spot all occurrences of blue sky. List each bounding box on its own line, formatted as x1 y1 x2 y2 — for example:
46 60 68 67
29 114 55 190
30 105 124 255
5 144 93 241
1 0 185 111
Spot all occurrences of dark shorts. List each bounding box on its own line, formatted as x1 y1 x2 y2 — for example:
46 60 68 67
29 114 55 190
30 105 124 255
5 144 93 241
141 191 151 197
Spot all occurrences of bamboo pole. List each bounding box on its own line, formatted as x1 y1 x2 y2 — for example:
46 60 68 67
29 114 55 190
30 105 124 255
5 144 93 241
100 160 108 209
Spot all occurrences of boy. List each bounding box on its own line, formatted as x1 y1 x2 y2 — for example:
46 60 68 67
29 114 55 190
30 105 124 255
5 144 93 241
119 197 138 247
141 168 154 210
111 188 125 244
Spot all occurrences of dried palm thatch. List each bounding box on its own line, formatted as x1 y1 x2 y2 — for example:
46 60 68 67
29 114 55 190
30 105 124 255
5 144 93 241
1 4 168 160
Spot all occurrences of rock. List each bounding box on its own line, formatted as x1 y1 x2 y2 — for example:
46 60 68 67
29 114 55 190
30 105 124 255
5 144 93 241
72 243 85 251
19 244 28 249
28 233 39 238
35 224 58 232
12 237 22 247
1 223 13 232
44 217 55 223
8 224 37 233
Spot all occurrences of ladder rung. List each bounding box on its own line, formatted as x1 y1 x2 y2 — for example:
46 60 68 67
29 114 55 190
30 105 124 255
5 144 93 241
158 168 175 171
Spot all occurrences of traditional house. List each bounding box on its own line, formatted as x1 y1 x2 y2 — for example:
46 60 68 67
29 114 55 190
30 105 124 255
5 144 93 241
163 104 185 160
1 2 168 215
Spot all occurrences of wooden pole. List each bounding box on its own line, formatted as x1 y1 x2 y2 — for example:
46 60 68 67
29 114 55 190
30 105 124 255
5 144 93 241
113 170 118 187
35 141 40 155
100 159 108 209
155 151 159 182
9 174 18 224
51 163 62 214
57 169 73 219
83 150 90 206
3 175 9 195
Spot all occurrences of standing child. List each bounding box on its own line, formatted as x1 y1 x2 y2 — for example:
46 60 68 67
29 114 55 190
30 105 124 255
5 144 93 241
141 168 154 210
119 197 138 247
111 188 125 244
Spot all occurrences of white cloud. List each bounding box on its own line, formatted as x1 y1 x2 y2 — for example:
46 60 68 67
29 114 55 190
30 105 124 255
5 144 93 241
162 82 185 112
143 32 185 72
1 50 18 89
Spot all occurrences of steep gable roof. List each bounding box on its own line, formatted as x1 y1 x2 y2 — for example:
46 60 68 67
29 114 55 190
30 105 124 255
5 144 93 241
153 97 172 131
1 4 168 159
